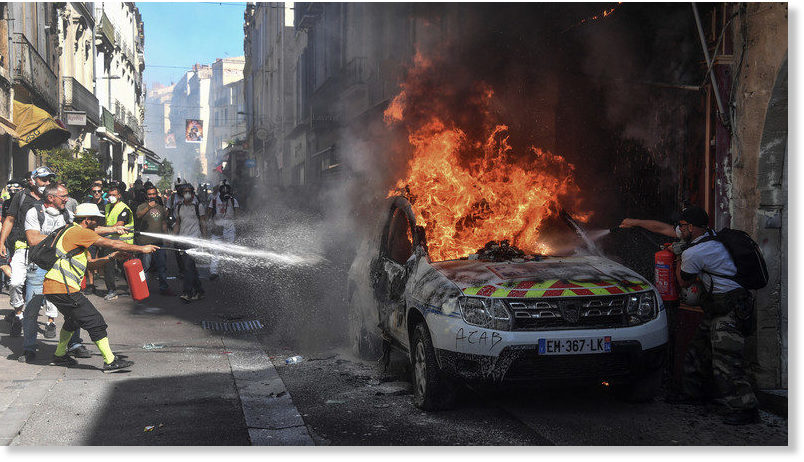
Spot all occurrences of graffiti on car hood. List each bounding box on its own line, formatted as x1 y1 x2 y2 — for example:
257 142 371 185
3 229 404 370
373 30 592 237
431 256 652 298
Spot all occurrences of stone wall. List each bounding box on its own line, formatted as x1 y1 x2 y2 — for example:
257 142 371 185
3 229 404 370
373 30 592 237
730 3 787 389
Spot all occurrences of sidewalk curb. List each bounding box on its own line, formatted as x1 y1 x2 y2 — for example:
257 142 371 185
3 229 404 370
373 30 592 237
223 340 314 446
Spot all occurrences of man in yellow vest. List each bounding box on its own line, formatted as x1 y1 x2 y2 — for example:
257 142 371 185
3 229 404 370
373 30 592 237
101 185 134 301
45 203 158 372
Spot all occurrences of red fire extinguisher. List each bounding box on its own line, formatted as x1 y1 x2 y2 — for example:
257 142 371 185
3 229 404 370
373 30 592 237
123 259 150 301
654 244 678 301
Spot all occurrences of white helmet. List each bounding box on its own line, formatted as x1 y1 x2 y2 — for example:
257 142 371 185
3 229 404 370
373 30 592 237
680 280 706 306
74 203 105 218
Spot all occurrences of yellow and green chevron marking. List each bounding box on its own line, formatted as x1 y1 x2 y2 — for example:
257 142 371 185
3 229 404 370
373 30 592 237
462 279 651 298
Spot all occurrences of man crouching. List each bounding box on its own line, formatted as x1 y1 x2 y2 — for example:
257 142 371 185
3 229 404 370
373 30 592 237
45 203 158 372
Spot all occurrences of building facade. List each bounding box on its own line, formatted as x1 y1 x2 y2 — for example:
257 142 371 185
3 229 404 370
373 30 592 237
0 2 149 189
150 57 246 186
208 56 246 183
93 1 147 186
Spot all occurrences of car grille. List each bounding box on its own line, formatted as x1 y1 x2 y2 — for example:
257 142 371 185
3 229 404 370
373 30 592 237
508 295 630 331
503 350 633 381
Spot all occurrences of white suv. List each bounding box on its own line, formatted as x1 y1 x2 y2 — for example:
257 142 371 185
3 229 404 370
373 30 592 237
348 196 668 410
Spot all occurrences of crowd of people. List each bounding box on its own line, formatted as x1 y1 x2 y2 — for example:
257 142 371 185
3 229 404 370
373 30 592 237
0 168 240 371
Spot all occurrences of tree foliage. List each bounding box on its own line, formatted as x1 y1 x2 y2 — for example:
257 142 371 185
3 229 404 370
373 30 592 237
157 159 175 191
40 147 104 198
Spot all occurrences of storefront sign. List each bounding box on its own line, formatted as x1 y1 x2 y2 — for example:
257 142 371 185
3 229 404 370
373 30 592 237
65 111 87 126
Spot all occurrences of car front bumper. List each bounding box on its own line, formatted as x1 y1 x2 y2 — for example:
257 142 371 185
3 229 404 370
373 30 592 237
435 341 667 385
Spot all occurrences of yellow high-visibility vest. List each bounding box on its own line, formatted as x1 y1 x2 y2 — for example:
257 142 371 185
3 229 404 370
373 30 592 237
105 201 134 244
44 224 89 292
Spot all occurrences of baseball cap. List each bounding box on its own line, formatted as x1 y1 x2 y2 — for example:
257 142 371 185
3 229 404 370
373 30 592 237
31 166 56 179
679 206 709 228
74 203 105 218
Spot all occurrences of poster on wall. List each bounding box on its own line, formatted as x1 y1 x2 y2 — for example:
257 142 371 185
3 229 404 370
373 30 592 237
165 133 176 149
185 119 203 143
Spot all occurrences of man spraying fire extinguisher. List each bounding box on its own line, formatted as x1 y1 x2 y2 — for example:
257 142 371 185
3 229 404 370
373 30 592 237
41 203 159 373
619 206 765 425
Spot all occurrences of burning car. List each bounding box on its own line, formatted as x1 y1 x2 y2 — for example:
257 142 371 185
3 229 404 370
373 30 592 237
348 196 668 410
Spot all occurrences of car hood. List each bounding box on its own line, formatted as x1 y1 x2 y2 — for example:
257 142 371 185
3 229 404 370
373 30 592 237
430 256 652 298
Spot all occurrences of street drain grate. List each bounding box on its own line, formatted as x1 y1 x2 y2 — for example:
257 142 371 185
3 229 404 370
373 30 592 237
201 320 264 332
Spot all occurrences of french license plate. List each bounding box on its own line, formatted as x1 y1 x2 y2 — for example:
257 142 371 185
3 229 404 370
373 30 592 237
538 336 611 355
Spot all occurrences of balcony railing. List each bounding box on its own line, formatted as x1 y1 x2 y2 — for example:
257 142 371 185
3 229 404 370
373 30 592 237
12 33 59 113
343 57 370 87
62 77 100 125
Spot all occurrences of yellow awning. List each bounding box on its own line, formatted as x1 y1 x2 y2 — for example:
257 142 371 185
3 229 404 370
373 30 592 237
12 100 70 149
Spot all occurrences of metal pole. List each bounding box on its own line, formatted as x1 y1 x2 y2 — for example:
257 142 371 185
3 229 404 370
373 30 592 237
692 3 729 128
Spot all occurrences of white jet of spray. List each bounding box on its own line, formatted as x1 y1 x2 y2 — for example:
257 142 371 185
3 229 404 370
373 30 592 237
138 232 323 267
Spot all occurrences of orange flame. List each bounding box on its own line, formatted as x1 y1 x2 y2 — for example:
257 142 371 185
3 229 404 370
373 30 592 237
574 2 622 28
385 55 586 261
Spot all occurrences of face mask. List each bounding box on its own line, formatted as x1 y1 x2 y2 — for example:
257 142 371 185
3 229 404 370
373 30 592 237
45 206 61 216
183 192 192 200
37 186 46 194
108 195 118 204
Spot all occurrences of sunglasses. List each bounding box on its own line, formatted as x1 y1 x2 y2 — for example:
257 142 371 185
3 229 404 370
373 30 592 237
91 189 102 193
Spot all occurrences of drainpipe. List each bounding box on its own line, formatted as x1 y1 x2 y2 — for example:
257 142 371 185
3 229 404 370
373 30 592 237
692 3 729 129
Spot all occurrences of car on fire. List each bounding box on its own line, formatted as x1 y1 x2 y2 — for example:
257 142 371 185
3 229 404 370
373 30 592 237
347 196 668 410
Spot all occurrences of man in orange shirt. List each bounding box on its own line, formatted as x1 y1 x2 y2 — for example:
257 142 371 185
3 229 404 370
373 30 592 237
45 203 159 372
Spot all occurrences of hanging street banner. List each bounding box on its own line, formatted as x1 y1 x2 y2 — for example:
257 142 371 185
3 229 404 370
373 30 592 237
185 119 203 143
165 132 176 149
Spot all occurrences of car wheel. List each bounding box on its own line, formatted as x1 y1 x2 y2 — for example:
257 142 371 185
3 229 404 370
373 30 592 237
348 287 383 360
613 366 664 403
411 323 455 411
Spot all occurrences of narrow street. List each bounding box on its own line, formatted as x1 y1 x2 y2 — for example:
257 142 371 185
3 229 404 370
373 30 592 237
0 263 787 446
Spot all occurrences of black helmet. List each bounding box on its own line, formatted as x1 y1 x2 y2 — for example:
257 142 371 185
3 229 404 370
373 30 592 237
219 182 232 197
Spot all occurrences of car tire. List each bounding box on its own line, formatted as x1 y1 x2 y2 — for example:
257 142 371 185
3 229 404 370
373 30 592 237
613 366 664 403
348 287 383 360
411 322 455 411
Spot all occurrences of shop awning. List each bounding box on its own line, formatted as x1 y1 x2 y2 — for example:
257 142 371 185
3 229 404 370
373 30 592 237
13 100 70 149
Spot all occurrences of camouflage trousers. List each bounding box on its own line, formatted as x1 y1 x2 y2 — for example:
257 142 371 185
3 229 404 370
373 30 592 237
681 289 758 411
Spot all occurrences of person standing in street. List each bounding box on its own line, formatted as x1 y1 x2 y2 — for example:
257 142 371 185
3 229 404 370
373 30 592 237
0 167 56 336
101 185 134 301
174 184 206 302
20 184 88 363
44 203 158 372
619 206 760 425
136 184 173 295
84 182 107 294
207 181 239 280
0 179 23 293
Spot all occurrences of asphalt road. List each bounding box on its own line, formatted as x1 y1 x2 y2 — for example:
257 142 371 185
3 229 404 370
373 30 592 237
0 256 789 446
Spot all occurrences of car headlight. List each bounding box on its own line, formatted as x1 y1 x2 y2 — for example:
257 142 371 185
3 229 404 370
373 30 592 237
626 291 658 326
458 297 512 331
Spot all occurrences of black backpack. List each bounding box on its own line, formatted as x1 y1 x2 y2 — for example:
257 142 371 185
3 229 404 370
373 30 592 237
29 225 83 271
694 228 769 290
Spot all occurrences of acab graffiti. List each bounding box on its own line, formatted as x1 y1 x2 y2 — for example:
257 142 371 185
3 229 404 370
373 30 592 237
455 327 502 351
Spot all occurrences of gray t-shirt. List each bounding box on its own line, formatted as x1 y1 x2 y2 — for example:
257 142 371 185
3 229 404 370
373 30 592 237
680 231 742 293
25 205 73 236
176 201 205 238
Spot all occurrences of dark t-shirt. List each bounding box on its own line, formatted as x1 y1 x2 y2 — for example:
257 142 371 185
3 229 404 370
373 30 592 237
6 191 41 245
135 202 167 245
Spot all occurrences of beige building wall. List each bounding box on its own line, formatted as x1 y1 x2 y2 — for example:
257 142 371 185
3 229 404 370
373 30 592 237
728 3 788 389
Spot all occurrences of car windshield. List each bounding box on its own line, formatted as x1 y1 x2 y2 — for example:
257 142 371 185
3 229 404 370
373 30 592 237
457 211 601 261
